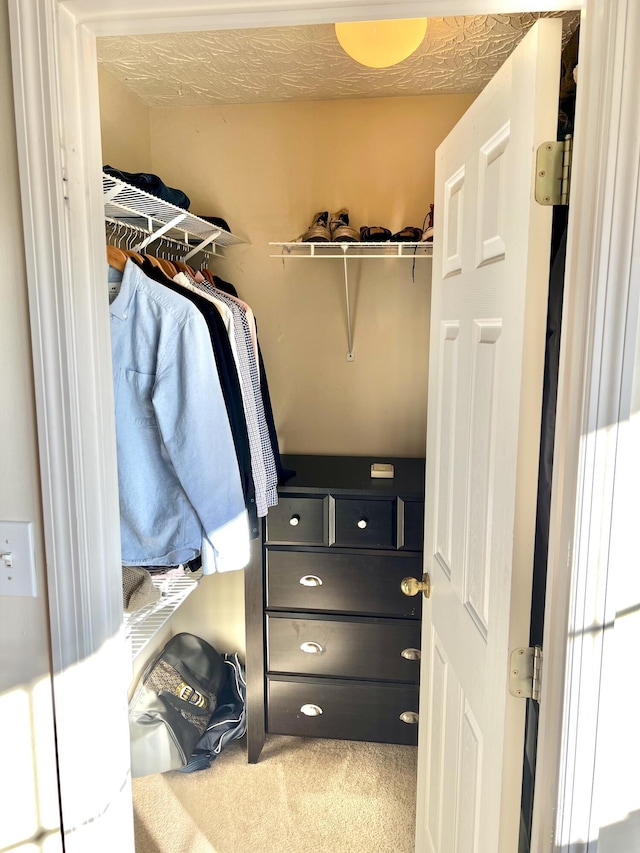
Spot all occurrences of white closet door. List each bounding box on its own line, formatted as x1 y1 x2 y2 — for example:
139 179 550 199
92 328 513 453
414 19 561 853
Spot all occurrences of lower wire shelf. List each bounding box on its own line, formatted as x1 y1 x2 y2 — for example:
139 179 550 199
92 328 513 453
123 567 203 660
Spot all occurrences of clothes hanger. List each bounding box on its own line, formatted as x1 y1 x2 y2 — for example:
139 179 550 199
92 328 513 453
106 222 129 271
153 240 182 278
178 254 205 283
156 256 178 278
106 243 128 272
141 249 184 290
122 232 145 266
144 253 165 271
172 259 197 278
124 250 145 267
107 221 145 268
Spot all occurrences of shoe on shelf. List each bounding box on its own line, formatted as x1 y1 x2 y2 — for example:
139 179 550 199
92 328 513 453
391 226 423 242
330 208 359 242
421 204 434 242
296 211 331 243
360 225 391 242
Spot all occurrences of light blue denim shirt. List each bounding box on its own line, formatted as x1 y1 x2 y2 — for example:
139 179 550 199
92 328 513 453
109 260 249 574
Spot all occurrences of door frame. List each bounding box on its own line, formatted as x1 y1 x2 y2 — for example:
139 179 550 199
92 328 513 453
7 0 636 849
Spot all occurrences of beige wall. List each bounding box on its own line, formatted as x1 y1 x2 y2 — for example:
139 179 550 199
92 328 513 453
98 65 151 171
148 94 475 458
0 6 62 850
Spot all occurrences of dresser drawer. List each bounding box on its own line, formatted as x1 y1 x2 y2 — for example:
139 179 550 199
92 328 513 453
334 497 395 549
401 500 425 551
265 496 328 545
267 615 421 683
267 677 419 745
266 549 422 618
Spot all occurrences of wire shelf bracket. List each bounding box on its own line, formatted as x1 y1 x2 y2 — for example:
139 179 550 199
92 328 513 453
133 213 188 252
269 241 433 361
184 229 222 261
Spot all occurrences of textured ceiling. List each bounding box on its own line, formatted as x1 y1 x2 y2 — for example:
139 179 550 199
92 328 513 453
97 13 579 107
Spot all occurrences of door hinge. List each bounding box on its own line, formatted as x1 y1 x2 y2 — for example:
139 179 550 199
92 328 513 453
509 646 542 702
535 135 572 206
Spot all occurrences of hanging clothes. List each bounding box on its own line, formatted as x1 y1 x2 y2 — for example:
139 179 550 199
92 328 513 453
213 275 292 486
109 259 250 574
193 274 280 505
180 272 279 511
140 258 259 539
171 268 271 517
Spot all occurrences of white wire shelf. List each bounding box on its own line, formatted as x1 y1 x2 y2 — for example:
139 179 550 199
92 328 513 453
269 241 433 258
103 174 243 258
123 567 202 660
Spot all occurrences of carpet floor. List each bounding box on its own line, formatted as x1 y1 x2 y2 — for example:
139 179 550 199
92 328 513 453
132 735 417 853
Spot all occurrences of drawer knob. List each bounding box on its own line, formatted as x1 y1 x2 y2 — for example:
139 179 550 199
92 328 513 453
300 641 324 655
289 514 300 526
401 648 421 661
400 711 419 725
401 573 431 599
299 575 323 587
357 518 368 529
300 703 323 717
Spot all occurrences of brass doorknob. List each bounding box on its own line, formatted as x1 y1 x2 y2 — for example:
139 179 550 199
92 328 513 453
401 573 431 599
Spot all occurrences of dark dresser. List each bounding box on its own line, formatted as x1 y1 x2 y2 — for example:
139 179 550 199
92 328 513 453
245 454 425 762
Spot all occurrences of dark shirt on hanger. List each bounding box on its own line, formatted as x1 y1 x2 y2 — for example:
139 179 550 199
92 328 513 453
213 275 293 485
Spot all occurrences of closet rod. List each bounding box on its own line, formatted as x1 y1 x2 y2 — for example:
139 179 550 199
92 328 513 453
105 218 217 262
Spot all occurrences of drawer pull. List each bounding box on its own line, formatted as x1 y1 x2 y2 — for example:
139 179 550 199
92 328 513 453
300 703 323 717
401 648 421 661
299 575 323 587
400 711 419 725
289 514 301 526
300 641 324 655
357 518 368 529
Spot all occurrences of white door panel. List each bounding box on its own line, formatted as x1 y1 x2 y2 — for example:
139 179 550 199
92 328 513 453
415 19 561 853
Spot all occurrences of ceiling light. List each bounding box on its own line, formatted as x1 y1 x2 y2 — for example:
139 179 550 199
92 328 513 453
335 18 428 69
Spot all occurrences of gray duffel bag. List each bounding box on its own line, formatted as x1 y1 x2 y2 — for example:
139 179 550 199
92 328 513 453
128 632 225 777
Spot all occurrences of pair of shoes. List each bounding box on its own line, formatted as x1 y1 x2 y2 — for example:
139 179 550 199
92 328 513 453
360 225 391 242
360 224 423 242
298 209 360 242
299 210 331 242
391 226 423 242
329 208 359 242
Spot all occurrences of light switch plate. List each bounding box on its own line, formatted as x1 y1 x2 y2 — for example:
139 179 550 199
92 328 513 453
0 521 37 598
